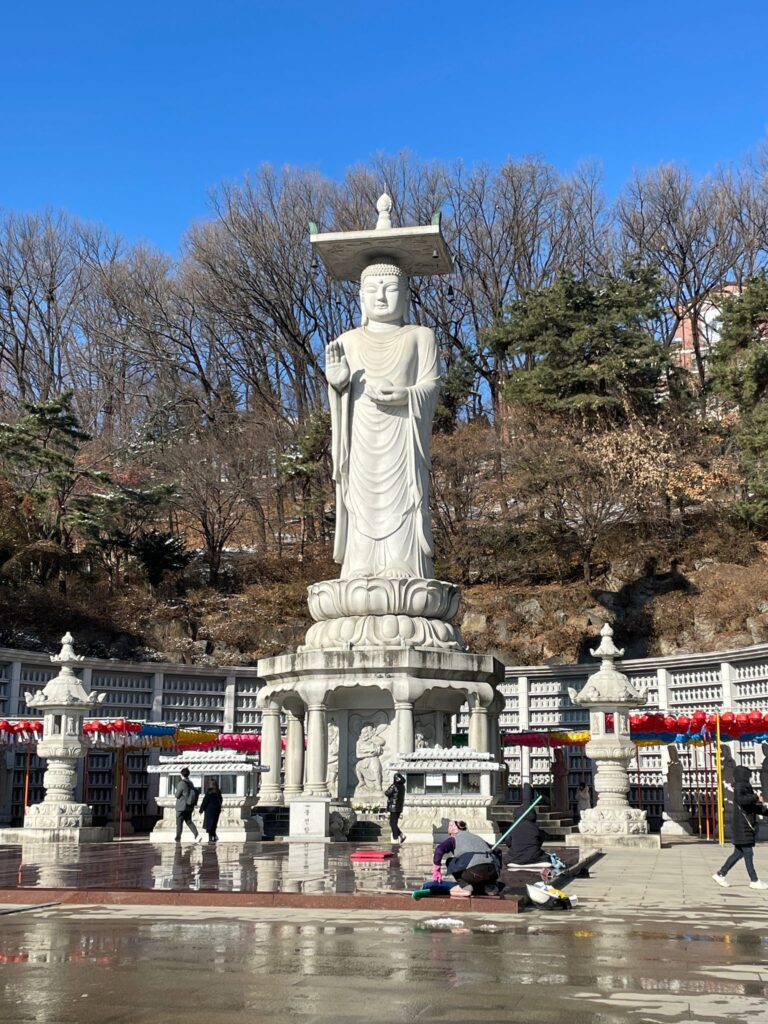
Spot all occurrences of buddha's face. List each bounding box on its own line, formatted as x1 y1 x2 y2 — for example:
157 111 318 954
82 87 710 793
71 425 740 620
361 271 407 325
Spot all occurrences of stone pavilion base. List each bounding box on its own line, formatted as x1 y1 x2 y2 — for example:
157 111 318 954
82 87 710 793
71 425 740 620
0 825 113 844
566 832 661 850
149 795 264 844
399 799 500 843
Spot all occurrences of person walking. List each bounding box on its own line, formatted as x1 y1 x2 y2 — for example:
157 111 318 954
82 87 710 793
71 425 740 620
174 767 202 844
385 772 406 844
200 779 223 843
713 765 768 889
432 820 504 897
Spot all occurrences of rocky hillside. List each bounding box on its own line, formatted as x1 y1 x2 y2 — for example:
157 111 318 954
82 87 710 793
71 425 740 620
1 549 767 667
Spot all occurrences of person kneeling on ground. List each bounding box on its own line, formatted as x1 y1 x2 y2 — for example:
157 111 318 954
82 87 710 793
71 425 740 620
432 820 504 898
713 765 768 890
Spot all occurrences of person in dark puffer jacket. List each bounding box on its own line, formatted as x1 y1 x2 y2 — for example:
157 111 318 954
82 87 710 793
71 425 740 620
506 808 549 866
713 765 768 889
385 772 406 843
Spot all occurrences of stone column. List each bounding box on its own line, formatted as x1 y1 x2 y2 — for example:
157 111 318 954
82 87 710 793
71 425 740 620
469 702 489 753
304 703 330 797
283 711 305 804
394 701 414 755
223 674 237 732
258 701 284 805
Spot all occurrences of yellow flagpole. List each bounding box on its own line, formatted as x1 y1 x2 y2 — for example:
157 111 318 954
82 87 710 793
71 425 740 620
715 714 725 846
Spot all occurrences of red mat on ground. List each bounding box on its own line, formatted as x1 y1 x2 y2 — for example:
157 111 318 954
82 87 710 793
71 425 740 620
349 851 394 861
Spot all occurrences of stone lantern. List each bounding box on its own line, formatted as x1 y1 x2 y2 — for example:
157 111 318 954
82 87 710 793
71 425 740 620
21 632 112 843
566 624 659 849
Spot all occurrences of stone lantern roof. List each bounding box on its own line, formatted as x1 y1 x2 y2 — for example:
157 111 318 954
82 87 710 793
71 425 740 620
25 632 106 710
568 624 647 710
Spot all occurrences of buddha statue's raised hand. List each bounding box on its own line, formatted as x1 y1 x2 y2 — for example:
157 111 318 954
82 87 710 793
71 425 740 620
325 340 350 391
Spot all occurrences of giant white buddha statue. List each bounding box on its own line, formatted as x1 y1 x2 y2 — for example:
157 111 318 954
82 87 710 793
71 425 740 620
326 257 439 580
303 194 463 651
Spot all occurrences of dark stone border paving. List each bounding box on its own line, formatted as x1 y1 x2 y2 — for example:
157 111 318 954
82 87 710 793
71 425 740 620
0 887 524 912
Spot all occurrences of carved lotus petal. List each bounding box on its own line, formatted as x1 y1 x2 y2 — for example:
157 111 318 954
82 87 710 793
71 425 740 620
307 577 460 621
300 614 466 653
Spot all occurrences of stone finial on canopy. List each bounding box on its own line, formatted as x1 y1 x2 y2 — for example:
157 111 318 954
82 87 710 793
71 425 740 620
375 193 393 230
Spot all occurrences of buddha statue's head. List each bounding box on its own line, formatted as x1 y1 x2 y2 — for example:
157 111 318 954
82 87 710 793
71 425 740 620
360 261 409 327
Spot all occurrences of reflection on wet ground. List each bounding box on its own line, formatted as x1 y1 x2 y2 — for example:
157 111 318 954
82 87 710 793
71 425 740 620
0 840 577 895
1 906 767 1023
0 840 436 893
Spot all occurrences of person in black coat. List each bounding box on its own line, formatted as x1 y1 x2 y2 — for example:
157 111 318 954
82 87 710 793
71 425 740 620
385 772 406 843
506 808 549 866
200 780 223 843
713 765 768 889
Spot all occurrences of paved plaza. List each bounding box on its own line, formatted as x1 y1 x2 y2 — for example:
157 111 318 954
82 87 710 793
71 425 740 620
1 839 767 1023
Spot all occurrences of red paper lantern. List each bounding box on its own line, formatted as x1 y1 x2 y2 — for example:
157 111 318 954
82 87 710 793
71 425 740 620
664 716 677 732
721 712 735 725
749 710 763 726
736 713 749 727
676 716 691 732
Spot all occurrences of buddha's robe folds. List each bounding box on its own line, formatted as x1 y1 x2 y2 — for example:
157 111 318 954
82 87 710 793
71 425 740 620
329 324 439 579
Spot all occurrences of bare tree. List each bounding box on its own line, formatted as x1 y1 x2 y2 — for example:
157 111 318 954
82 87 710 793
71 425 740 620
616 165 740 391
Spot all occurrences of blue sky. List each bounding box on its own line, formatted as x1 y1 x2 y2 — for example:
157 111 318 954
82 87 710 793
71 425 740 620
2 1 767 253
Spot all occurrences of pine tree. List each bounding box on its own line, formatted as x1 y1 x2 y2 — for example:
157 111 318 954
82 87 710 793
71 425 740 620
489 263 668 424
711 276 768 526
0 393 91 561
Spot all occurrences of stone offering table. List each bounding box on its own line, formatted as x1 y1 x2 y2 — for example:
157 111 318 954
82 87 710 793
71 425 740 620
148 750 265 843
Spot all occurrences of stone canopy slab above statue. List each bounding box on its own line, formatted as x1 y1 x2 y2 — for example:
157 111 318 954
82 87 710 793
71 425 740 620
310 195 453 280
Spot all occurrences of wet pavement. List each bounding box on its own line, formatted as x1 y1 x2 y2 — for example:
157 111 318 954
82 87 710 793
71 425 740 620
2 841 768 1022
1 901 767 1023
0 839 578 896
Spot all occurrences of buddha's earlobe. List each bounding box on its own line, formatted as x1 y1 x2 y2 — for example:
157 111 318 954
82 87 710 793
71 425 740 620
360 289 368 326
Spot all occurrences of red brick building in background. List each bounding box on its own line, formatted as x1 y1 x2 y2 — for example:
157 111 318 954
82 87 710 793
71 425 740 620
670 283 742 375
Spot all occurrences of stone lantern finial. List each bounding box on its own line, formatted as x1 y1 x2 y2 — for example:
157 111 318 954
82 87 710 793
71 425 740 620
589 622 624 665
51 631 85 667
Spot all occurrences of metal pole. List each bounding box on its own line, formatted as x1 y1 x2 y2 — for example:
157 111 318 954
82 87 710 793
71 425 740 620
23 748 31 812
693 746 702 836
715 716 725 846
118 746 125 840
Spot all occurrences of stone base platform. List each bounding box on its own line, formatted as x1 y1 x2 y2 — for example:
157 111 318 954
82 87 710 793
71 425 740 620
566 832 662 850
0 826 114 845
